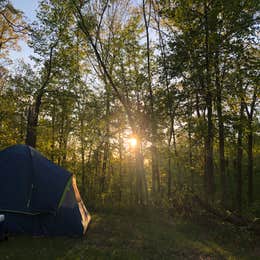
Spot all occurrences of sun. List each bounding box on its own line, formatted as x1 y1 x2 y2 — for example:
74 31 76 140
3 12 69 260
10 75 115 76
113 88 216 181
129 137 137 148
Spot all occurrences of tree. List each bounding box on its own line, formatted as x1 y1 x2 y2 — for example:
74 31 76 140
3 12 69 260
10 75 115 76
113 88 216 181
160 0 259 205
0 1 26 62
71 0 150 204
25 0 76 147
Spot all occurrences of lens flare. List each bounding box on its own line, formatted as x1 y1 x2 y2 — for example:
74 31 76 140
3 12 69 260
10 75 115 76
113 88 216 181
129 137 137 148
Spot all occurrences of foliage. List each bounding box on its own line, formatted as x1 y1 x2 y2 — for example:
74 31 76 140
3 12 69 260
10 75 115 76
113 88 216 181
0 0 259 224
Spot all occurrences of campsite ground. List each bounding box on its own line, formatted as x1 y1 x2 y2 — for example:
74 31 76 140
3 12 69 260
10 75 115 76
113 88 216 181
0 208 259 260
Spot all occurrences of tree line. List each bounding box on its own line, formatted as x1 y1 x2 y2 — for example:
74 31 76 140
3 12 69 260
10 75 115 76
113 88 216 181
0 0 259 214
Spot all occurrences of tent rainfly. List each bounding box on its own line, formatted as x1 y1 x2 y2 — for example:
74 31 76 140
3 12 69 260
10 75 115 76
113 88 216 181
0 144 91 236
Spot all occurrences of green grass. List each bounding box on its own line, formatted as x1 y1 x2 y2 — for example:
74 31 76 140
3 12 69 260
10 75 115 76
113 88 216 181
0 208 259 260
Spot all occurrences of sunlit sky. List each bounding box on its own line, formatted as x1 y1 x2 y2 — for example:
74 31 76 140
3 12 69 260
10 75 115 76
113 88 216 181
9 0 39 65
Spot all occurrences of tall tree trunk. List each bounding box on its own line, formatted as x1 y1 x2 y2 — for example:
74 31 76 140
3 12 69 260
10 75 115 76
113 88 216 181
101 89 110 193
188 98 194 191
215 52 227 206
236 101 244 214
245 89 256 205
80 116 85 196
172 117 181 187
25 91 44 148
167 117 174 198
59 107 65 166
247 118 253 204
19 112 25 142
101 141 109 193
51 102 56 161
143 0 160 194
135 141 148 205
25 45 56 148
94 149 100 200
119 131 123 203
153 1 175 198
204 2 215 202
86 147 92 199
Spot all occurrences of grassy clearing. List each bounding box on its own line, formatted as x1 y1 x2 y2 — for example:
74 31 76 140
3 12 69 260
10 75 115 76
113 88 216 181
0 208 259 259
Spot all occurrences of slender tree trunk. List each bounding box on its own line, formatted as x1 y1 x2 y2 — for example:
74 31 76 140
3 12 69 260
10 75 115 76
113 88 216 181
188 98 194 191
205 89 215 202
86 147 92 199
236 101 244 214
51 102 56 161
94 149 100 199
143 0 160 194
204 2 215 202
119 131 123 203
59 107 65 166
167 116 174 198
215 52 227 206
135 139 148 205
25 91 44 148
247 119 253 204
19 112 25 142
61 139 68 167
129 156 134 204
153 1 175 198
245 90 256 205
80 116 85 195
101 143 108 192
167 148 172 198
101 90 110 193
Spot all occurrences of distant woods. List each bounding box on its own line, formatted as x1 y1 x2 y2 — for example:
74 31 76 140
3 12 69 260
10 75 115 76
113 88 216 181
0 0 259 213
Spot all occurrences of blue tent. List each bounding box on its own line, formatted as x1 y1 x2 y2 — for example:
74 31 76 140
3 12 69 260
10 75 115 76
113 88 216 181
0 144 91 236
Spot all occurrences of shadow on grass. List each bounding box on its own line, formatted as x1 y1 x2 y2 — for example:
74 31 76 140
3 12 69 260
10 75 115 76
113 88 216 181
0 208 259 259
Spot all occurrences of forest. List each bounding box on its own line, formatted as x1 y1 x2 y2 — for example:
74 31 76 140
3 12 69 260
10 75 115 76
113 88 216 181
0 0 259 259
